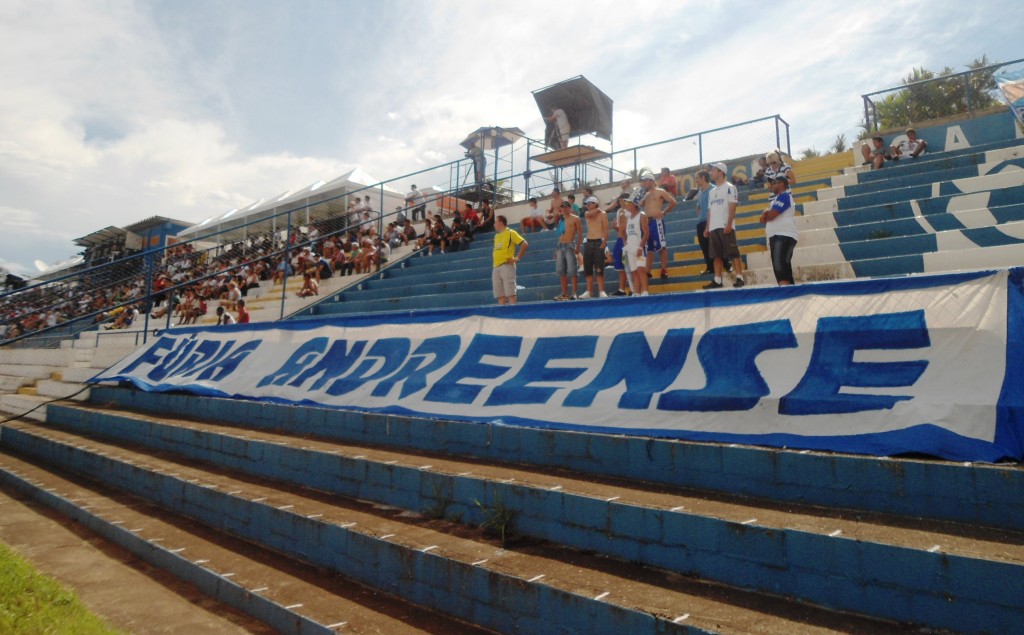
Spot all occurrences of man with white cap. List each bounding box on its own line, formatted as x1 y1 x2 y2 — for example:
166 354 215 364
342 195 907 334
638 170 677 279
703 162 745 289
579 195 609 298
622 190 650 296
759 175 798 285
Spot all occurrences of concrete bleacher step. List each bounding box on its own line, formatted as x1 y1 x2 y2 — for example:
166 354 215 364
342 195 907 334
53 367 103 384
0 452 491 635
786 203 1024 249
16 387 1022 633
821 143 1024 200
797 182 1024 233
35 378 89 401
0 374 36 392
746 241 1024 285
0 417 912 635
841 138 1024 184
0 393 49 422
804 163 1024 217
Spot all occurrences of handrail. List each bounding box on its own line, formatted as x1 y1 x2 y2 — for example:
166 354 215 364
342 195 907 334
861 57 1024 100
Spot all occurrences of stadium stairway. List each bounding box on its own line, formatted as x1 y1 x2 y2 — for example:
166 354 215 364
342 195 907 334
0 340 136 422
295 153 866 318
297 184 824 318
1 385 1021 633
745 139 1024 284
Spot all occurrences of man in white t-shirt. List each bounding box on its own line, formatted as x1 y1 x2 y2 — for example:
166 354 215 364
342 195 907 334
890 127 929 160
703 162 745 289
406 185 427 221
544 107 571 149
759 175 799 285
622 190 650 296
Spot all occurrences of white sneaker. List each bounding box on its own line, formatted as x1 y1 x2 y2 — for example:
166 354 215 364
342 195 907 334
640 291 649 296
578 291 591 299
599 291 608 298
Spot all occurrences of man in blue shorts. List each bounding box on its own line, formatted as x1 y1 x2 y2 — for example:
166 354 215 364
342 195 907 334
639 170 676 279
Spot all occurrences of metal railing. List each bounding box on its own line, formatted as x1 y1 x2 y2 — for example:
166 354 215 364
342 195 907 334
862 57 1024 132
1 114 790 349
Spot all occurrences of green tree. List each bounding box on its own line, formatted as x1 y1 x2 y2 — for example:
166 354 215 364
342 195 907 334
872 56 1000 130
800 147 822 160
831 134 848 154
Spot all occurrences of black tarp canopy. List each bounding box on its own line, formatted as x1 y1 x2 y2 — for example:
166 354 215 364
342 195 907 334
532 76 613 145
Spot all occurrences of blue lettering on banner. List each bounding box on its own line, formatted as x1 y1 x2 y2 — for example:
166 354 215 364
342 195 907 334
425 334 521 404
291 339 368 390
779 311 930 415
257 337 329 387
658 320 798 411
326 337 410 396
565 329 694 409
193 340 262 381
487 336 597 406
372 335 462 399
118 336 179 376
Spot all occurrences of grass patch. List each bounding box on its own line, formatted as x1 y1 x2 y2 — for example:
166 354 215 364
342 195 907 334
0 541 123 635
473 493 516 547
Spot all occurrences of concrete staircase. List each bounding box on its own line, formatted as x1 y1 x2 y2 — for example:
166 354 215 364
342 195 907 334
1 385 1021 633
745 140 1024 284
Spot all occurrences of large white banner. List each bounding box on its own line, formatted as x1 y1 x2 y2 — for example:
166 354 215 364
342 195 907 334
95 269 1024 461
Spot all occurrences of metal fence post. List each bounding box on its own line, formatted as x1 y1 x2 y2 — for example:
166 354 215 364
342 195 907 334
964 74 973 116
280 210 292 320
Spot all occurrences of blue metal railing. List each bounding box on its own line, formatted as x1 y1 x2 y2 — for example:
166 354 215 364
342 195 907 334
1 114 789 348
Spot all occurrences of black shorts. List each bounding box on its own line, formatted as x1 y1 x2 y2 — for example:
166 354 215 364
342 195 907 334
582 240 604 276
708 228 740 261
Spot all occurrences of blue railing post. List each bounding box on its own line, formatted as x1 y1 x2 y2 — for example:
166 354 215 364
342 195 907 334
141 251 154 345
280 210 292 320
698 134 703 165
964 74 973 116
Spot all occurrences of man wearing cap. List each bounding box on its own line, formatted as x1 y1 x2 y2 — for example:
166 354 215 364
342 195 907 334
492 215 528 305
579 196 609 298
890 128 928 160
553 200 583 300
623 191 650 296
759 176 798 285
607 192 633 296
639 170 677 280
703 162 746 289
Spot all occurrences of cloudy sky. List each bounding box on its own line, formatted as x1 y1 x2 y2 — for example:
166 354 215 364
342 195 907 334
1 0 1021 276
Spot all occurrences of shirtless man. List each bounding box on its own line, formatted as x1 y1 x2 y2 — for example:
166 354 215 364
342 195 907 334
553 200 583 300
546 188 564 227
638 170 677 279
579 196 609 298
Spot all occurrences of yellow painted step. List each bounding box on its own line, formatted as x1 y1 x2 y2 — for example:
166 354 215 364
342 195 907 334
51 372 63 382
17 386 38 396
673 243 766 263
651 280 710 294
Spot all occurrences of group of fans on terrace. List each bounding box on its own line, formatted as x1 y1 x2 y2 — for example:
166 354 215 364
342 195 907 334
1 150 800 341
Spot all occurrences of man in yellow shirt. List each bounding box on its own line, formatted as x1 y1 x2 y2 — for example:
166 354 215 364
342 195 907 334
493 215 529 305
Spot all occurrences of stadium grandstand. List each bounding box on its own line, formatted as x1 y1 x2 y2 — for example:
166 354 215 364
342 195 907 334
2 59 1024 634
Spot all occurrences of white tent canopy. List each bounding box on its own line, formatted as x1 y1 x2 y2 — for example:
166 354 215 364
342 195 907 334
176 167 405 242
